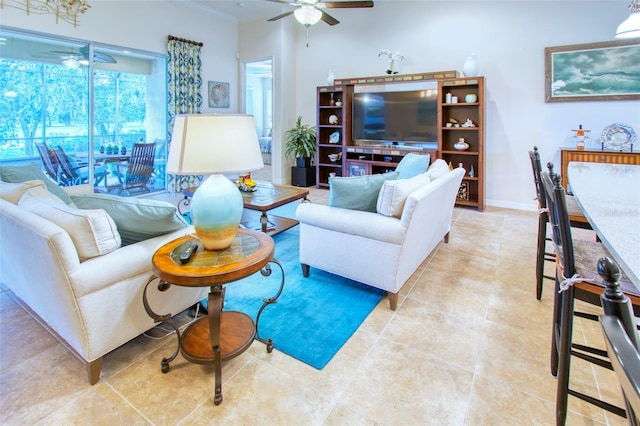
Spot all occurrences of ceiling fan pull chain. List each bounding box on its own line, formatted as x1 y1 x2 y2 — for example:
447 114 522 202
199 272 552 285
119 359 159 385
305 26 310 47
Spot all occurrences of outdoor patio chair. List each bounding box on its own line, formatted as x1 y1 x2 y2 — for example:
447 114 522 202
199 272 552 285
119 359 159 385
36 142 65 185
53 146 108 187
110 142 156 194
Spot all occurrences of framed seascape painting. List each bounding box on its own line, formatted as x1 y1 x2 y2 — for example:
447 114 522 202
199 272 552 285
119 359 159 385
208 81 230 108
544 39 640 102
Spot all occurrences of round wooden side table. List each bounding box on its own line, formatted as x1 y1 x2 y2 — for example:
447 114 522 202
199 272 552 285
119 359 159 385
144 228 284 405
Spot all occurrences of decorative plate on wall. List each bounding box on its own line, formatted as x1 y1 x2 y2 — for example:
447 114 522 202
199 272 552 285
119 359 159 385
601 123 636 151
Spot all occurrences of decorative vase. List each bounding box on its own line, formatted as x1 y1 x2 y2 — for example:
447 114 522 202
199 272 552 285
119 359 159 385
191 174 243 250
99 145 105 154
327 69 335 86
454 138 470 151
106 146 113 155
121 146 127 155
465 94 477 103
469 165 475 177
462 54 478 77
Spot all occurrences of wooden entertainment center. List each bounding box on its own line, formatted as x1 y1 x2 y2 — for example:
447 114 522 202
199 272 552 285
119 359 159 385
315 71 485 210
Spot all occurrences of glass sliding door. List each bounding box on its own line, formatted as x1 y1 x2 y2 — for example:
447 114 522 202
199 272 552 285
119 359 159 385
0 28 167 194
0 32 90 182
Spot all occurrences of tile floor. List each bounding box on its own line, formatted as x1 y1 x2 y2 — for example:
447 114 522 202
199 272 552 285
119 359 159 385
0 186 628 425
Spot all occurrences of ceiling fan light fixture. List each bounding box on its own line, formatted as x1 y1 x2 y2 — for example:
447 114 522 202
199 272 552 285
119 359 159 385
615 0 640 38
62 58 80 69
294 5 322 26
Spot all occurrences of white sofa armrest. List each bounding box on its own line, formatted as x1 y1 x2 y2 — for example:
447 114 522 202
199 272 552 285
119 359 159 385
296 203 406 245
63 184 94 197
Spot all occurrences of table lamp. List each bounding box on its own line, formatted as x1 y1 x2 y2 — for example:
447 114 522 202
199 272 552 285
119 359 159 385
167 114 264 250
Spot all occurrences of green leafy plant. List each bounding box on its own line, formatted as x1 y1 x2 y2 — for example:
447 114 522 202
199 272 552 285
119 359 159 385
285 116 316 162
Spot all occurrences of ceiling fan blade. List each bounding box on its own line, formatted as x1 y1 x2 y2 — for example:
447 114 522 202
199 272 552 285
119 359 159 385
323 1 374 8
50 50 80 55
93 52 117 64
267 10 295 21
264 0 298 5
321 10 340 25
79 46 117 64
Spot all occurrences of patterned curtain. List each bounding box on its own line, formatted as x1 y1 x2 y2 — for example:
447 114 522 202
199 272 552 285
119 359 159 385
166 35 203 192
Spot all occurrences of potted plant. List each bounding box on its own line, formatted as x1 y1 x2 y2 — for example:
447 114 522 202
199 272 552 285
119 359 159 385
285 116 316 168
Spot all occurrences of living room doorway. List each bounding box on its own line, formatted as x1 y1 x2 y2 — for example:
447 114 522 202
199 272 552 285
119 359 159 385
242 58 273 182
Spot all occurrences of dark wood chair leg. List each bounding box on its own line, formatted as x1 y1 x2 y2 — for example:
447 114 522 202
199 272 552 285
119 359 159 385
536 214 547 300
301 263 310 278
555 287 576 426
550 274 562 377
443 232 450 244
87 357 103 385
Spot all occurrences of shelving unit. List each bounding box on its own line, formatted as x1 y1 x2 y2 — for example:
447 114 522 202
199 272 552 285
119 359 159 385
316 85 353 187
345 146 436 176
438 76 485 211
315 73 485 208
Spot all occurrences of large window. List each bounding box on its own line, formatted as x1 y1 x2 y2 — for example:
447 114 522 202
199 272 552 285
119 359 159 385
0 28 167 193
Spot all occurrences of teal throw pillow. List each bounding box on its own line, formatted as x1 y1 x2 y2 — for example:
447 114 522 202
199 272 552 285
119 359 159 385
394 153 431 180
0 162 72 204
329 171 399 212
71 193 189 246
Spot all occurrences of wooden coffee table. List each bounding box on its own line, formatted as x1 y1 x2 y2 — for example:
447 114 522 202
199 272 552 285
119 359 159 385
182 181 309 236
240 181 309 235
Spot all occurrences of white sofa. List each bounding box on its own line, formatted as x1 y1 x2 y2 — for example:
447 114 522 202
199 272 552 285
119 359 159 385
297 162 465 310
0 179 207 384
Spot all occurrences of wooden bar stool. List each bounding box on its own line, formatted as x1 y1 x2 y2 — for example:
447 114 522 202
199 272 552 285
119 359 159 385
541 165 640 425
528 146 592 300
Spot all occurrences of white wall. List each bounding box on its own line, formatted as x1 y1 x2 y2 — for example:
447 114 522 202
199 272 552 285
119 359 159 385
239 18 298 185
1 0 239 113
283 1 639 210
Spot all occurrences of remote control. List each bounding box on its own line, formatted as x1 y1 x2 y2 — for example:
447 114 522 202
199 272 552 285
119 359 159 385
179 243 198 264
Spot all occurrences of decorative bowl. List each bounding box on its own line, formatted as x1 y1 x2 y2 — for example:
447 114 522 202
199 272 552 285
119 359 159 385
328 153 342 163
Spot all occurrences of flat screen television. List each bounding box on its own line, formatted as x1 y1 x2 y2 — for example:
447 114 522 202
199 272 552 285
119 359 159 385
352 82 438 149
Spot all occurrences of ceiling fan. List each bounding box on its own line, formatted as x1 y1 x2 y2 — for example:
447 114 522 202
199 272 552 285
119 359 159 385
40 46 117 68
266 0 374 26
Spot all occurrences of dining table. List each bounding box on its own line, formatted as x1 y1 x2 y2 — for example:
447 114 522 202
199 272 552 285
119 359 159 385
74 152 131 164
567 161 640 291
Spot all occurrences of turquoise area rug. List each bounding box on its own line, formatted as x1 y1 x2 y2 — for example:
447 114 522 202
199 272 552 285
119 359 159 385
205 202 385 369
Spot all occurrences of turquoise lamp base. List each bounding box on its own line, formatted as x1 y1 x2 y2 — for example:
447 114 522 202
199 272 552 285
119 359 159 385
190 174 243 250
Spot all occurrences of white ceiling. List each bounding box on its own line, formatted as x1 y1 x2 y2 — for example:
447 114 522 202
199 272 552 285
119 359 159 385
173 0 389 24
173 0 615 25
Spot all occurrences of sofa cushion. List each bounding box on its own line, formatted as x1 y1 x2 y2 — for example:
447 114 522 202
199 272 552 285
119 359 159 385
70 193 189 246
377 172 432 218
394 153 431 179
19 186 121 261
0 180 47 204
425 159 451 180
0 162 72 204
329 171 399 212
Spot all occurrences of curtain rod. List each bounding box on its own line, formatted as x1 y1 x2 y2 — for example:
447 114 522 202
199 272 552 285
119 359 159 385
168 35 204 47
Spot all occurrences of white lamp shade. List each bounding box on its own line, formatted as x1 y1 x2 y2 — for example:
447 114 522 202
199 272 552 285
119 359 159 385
615 11 640 38
167 114 264 175
294 5 322 26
